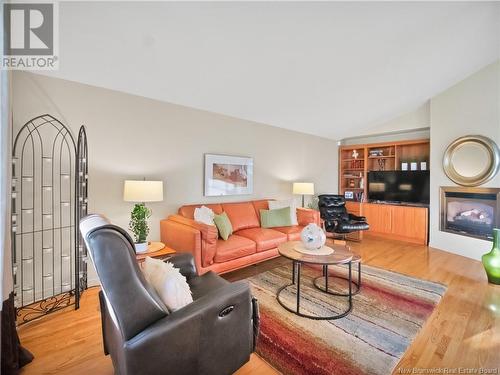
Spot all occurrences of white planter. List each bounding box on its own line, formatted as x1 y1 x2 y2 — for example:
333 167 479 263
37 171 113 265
135 242 148 253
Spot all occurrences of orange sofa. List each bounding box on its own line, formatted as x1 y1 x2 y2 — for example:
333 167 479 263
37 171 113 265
160 199 320 275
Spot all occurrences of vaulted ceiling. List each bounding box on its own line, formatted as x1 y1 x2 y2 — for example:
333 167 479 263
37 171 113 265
39 1 500 140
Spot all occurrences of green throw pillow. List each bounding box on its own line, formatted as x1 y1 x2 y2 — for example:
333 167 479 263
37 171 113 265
260 207 292 228
214 212 233 240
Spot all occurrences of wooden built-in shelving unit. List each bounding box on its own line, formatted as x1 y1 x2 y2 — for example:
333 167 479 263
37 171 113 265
339 139 430 202
339 139 430 243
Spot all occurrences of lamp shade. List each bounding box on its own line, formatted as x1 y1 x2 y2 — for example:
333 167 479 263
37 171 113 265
292 182 315 195
123 180 163 202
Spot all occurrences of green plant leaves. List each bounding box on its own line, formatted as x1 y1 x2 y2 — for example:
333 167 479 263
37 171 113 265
129 203 151 243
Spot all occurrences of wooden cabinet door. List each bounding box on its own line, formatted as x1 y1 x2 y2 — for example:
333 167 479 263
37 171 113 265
415 208 428 243
363 203 392 234
345 201 361 214
391 206 428 244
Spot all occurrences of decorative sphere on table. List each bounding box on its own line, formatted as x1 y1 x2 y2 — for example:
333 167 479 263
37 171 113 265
300 223 326 250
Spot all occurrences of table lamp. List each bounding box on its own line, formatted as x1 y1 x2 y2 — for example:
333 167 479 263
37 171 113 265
123 180 163 253
293 182 315 207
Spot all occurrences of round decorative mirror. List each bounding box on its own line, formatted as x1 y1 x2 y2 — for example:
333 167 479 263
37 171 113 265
443 135 500 186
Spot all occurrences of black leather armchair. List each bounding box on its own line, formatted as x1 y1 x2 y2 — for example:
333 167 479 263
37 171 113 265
80 214 259 375
318 195 369 239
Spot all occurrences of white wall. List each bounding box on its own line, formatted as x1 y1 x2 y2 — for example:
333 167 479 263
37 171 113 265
357 102 430 137
429 61 500 260
39 2 500 140
12 72 339 284
341 102 429 145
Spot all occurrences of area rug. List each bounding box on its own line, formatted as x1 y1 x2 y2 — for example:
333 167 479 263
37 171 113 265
248 263 447 375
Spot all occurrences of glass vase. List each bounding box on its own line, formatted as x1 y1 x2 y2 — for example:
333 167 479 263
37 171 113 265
482 228 500 285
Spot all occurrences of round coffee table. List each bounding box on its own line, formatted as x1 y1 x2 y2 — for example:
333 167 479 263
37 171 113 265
277 241 354 320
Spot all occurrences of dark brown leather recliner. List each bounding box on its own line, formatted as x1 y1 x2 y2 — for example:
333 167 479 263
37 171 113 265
80 214 259 375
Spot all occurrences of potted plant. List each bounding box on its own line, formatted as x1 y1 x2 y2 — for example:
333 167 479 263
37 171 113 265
307 196 319 211
129 203 151 253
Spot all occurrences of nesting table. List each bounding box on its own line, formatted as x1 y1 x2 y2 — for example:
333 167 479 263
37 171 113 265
277 241 361 320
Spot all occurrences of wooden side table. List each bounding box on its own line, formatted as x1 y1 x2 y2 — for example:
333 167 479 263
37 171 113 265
135 241 176 264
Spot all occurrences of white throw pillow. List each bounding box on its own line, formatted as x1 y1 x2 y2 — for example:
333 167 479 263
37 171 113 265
268 199 298 226
142 257 193 311
194 205 215 226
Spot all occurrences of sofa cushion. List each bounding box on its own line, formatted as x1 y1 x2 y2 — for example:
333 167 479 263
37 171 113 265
252 200 270 221
214 235 256 263
213 212 233 240
194 206 215 225
273 225 305 241
269 199 298 225
260 207 293 228
235 228 287 252
178 204 223 219
221 202 260 232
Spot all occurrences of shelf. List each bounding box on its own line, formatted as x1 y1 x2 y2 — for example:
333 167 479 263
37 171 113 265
368 155 395 159
343 168 364 171
343 158 365 162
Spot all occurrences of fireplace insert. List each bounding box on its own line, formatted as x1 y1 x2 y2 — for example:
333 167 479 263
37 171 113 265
440 187 500 241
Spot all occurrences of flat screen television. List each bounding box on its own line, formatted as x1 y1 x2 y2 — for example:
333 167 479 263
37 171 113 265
367 171 430 204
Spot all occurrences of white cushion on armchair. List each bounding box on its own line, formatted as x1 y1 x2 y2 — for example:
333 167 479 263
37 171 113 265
142 256 193 311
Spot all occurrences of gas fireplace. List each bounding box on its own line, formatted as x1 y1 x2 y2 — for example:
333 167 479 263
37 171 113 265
440 187 500 241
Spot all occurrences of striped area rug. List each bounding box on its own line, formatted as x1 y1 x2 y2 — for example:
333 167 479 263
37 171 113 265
248 263 447 375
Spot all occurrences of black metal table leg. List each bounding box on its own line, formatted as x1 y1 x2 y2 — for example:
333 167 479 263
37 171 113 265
357 261 361 290
276 260 353 320
325 264 329 292
296 262 301 313
348 261 352 304
292 261 296 284
313 261 362 296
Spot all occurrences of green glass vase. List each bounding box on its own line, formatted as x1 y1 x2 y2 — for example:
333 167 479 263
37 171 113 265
482 228 500 285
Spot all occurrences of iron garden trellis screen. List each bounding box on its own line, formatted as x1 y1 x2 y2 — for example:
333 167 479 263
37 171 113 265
11 114 89 324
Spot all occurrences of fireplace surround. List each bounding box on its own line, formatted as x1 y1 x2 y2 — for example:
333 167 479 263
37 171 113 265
440 187 500 241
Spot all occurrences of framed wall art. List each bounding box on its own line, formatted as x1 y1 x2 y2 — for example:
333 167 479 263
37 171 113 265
204 154 253 196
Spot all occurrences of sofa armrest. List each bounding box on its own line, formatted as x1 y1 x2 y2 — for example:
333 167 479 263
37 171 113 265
161 215 218 270
296 207 321 226
124 281 253 374
168 214 218 237
165 253 197 280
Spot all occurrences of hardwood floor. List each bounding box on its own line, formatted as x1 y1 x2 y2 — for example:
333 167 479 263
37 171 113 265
18 235 500 374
